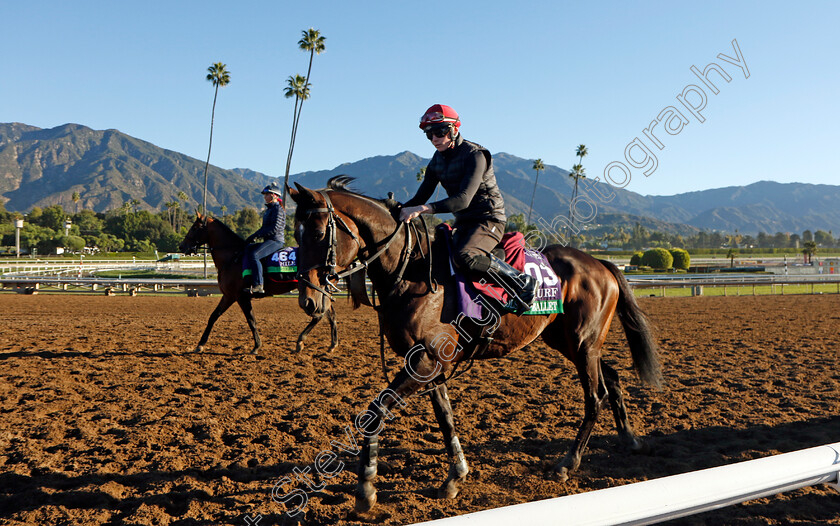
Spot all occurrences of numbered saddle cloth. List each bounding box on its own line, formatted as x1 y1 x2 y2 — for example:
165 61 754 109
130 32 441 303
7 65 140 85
242 247 298 282
440 226 563 318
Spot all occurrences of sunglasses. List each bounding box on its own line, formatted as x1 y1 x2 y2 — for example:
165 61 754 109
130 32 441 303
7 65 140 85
424 126 451 140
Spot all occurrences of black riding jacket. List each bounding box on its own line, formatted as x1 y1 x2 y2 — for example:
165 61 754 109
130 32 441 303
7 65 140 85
405 135 506 225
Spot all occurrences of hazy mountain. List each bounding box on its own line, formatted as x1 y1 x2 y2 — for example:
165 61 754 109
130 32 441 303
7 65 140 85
1 122 837 235
0 122 262 213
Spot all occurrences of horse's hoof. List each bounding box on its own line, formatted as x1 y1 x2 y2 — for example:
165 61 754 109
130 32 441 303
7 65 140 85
550 465 570 483
354 482 377 512
194 345 204 353
437 479 461 500
629 438 649 454
295 343 304 353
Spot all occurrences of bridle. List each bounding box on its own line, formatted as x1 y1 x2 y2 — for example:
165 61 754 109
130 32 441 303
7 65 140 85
296 190 407 301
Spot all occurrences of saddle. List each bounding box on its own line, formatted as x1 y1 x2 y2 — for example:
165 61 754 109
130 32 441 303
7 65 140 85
241 247 298 283
436 224 563 319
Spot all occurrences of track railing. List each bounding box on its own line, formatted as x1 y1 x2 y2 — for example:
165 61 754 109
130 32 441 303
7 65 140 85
414 442 840 525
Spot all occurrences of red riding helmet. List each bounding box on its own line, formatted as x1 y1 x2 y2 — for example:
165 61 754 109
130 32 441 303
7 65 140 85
419 104 461 130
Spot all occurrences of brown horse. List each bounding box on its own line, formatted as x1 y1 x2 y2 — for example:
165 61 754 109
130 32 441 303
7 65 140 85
179 213 338 354
289 179 662 512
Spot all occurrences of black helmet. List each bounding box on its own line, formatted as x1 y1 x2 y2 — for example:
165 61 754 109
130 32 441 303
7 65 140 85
262 182 282 199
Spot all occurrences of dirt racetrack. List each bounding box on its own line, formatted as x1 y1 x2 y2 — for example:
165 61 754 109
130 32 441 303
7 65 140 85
0 292 838 525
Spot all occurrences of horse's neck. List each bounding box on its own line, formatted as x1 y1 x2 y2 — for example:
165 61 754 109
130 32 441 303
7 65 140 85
207 223 245 267
346 201 434 296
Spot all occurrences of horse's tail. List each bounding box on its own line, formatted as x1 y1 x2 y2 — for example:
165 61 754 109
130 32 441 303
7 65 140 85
597 258 663 389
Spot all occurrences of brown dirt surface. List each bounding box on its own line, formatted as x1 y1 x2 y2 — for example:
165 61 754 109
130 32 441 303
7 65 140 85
0 293 838 525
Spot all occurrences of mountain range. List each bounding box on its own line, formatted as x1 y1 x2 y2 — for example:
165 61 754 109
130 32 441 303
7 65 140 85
2 122 838 236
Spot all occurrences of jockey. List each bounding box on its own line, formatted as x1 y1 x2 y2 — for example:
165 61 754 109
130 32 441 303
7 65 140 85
400 104 538 314
243 182 286 295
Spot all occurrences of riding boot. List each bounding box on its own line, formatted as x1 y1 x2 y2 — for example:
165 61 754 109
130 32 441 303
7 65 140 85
487 253 538 315
250 273 265 295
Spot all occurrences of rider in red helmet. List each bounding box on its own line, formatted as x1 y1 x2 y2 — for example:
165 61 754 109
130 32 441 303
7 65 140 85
400 104 537 313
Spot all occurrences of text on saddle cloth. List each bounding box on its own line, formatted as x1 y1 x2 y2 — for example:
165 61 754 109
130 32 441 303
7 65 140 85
439 225 563 318
242 247 298 281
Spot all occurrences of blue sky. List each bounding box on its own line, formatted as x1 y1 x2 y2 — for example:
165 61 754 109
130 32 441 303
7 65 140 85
4 1 838 196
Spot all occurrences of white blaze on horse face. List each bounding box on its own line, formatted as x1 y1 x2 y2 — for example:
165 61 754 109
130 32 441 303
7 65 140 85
296 223 305 243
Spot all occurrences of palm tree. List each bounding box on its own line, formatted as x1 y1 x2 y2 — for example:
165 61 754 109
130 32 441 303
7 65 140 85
416 167 426 181
281 74 310 205
202 62 231 216
282 28 326 207
726 248 738 268
178 191 189 231
220 205 227 219
528 158 544 224
566 145 588 241
803 240 817 264
568 163 587 224
72 191 80 213
575 144 589 166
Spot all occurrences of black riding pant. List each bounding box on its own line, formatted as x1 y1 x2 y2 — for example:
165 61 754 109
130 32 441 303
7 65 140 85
451 219 504 275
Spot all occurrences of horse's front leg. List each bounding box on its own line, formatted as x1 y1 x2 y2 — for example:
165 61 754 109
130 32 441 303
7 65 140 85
429 383 469 499
355 350 443 512
326 304 339 352
236 294 262 354
295 313 322 353
195 295 236 352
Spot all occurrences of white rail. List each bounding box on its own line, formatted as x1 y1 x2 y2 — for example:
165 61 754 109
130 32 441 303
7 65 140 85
414 442 840 526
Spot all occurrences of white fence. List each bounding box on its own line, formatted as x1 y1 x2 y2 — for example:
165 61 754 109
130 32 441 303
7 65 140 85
415 442 840 525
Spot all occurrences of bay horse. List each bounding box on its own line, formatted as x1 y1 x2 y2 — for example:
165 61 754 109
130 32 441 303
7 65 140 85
289 178 662 512
179 213 338 354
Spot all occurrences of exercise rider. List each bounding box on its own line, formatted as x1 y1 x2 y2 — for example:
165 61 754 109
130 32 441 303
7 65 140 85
399 104 537 313
243 183 286 295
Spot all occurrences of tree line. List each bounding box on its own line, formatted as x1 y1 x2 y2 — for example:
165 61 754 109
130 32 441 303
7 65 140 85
0 201 295 256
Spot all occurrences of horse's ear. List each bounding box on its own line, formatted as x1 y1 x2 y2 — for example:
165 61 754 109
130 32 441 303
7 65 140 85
292 182 318 205
286 183 298 202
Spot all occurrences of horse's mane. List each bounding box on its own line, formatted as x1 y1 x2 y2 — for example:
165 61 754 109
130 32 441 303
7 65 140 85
325 176 401 212
208 215 245 242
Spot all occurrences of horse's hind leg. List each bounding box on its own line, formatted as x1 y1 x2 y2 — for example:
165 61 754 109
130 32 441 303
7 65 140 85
236 295 262 354
195 295 236 352
555 349 609 482
429 383 469 499
601 361 645 452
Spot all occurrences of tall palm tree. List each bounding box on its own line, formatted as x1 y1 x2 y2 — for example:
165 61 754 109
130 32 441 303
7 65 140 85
568 163 586 223
72 191 80 213
528 158 544 225
281 74 310 205
281 29 326 207
177 191 189 230
803 240 817 264
202 62 231 216
575 144 589 166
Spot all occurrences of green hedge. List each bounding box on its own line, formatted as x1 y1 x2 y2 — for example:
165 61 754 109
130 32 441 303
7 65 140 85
670 248 691 270
641 248 673 269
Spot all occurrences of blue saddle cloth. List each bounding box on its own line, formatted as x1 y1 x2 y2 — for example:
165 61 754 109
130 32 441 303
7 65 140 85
242 247 298 282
